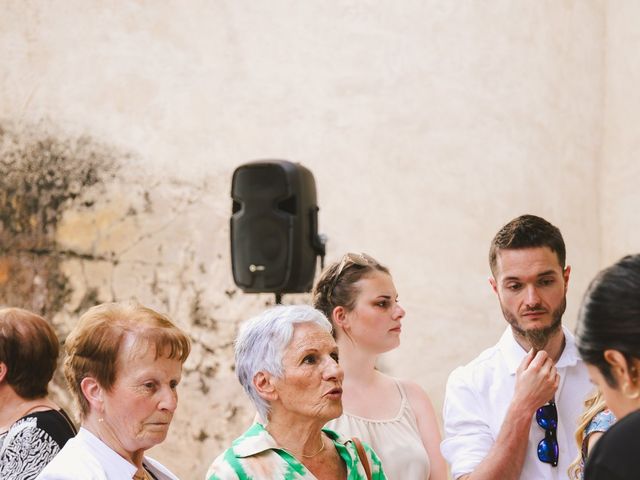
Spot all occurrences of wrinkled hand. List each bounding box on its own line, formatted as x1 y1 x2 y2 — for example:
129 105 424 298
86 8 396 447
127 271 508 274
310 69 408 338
513 349 559 413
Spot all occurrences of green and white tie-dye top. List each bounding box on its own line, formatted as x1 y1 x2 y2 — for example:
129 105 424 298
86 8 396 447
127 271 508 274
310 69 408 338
206 423 387 480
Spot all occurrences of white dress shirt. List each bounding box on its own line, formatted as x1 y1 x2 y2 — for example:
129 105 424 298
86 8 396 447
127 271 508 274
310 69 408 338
441 326 592 480
36 427 179 480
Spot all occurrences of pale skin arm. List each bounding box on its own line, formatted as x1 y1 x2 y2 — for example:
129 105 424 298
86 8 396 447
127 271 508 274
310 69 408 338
457 349 559 480
586 431 604 457
402 380 448 480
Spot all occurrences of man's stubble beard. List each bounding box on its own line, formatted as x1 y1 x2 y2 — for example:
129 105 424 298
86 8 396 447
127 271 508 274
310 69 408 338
501 296 566 351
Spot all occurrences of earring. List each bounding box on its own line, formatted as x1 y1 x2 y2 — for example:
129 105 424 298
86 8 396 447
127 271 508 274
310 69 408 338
622 381 640 400
98 417 104 423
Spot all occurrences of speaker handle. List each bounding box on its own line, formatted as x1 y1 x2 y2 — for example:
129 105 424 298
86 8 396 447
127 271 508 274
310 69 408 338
309 206 327 268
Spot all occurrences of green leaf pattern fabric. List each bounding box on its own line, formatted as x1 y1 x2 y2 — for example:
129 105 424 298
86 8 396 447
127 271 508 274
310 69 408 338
206 423 387 480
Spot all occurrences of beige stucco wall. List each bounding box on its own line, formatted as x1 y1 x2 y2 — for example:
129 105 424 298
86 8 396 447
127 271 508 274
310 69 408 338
601 2 640 265
2 1 635 478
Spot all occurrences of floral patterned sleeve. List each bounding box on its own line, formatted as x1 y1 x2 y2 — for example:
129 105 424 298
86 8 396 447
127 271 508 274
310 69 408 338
585 410 617 438
207 425 388 480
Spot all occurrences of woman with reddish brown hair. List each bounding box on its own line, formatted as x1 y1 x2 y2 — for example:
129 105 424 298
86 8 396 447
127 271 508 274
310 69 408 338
0 307 76 479
38 301 190 480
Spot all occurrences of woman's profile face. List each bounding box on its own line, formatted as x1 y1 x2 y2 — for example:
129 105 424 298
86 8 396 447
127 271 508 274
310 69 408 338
343 271 405 354
100 337 183 455
587 362 633 419
273 322 343 422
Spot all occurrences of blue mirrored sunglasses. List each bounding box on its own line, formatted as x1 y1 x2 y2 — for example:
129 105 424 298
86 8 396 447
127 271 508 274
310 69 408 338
536 401 558 467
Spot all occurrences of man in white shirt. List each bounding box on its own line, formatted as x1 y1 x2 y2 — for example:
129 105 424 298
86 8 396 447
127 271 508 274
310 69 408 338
441 214 592 480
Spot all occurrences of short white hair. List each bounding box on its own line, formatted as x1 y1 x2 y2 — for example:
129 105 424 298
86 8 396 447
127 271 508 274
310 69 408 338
234 305 332 421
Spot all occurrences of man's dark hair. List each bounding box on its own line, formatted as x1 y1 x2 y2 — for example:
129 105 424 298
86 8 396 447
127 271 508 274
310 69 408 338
489 214 566 275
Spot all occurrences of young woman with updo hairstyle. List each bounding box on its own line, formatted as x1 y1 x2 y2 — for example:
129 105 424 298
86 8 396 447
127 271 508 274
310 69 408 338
313 253 447 480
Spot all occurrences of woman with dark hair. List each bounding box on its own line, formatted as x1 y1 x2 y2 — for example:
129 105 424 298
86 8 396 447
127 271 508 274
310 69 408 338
313 253 447 480
575 253 640 480
0 307 76 479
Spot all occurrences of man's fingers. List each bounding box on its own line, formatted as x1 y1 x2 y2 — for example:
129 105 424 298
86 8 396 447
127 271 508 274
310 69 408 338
516 351 559 405
519 348 537 372
537 357 555 377
527 350 551 370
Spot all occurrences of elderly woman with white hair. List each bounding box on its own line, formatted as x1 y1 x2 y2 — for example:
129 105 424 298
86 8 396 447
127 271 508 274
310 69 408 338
206 305 387 480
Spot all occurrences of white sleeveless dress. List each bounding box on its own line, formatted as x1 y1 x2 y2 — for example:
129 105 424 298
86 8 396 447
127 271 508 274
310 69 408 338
325 380 430 480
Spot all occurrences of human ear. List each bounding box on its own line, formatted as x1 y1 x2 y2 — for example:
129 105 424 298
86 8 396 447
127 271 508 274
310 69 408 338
332 306 349 330
0 362 7 383
488 276 498 295
603 349 635 383
253 371 277 402
563 265 571 290
80 377 104 412
604 350 640 401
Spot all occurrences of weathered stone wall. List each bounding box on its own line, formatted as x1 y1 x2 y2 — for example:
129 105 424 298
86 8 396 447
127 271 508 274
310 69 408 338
0 121 269 475
2 2 635 479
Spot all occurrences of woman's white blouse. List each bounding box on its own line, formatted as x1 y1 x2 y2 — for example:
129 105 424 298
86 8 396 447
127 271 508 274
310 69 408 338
36 427 178 480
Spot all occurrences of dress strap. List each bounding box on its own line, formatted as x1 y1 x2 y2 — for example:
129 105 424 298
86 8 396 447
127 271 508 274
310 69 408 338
393 378 408 402
19 403 53 419
57 408 78 435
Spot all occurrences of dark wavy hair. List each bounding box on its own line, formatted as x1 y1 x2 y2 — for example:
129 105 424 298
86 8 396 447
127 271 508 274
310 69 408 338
576 254 640 387
489 214 566 275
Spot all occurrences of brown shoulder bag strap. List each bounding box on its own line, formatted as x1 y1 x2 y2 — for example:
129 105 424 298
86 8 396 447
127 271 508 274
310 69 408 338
351 437 372 480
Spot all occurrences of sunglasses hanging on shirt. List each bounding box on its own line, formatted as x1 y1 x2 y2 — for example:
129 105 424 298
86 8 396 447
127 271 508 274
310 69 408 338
536 401 559 467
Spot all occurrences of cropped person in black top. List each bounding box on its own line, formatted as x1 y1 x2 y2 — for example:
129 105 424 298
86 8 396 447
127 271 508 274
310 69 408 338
575 254 640 480
0 307 76 479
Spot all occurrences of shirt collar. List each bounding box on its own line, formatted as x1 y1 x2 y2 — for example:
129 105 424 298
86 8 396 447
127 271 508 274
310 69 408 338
78 427 138 478
499 325 580 375
556 327 581 368
233 423 280 458
233 423 348 458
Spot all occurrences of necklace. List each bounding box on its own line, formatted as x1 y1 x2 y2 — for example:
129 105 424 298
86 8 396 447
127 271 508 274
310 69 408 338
133 470 151 480
300 438 326 458
1 401 54 432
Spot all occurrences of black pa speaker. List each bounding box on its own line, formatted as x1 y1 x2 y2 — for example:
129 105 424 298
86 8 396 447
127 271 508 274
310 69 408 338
230 160 326 294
